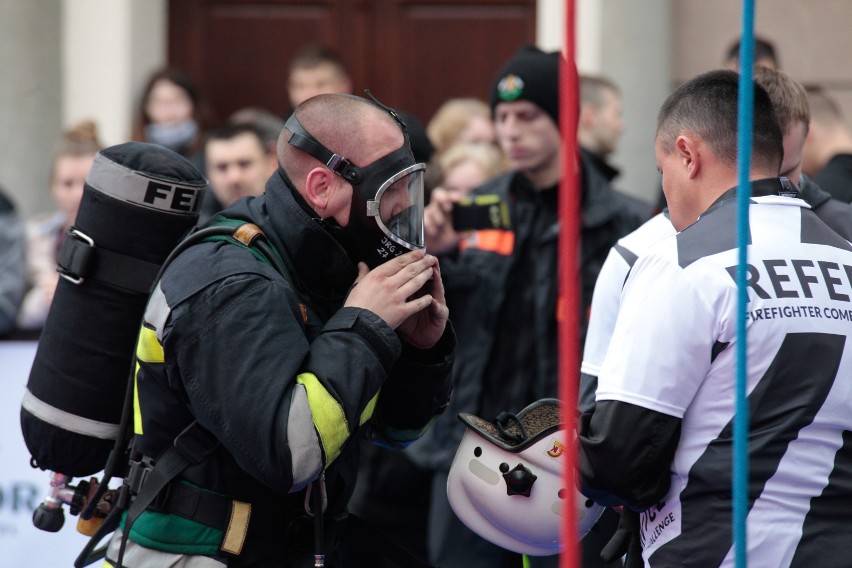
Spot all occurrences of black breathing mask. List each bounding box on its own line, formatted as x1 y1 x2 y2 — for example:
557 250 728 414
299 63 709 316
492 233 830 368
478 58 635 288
284 98 426 268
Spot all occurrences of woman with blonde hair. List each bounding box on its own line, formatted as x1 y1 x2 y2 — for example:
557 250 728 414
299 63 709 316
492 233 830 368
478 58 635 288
17 121 103 331
437 141 507 199
427 98 496 160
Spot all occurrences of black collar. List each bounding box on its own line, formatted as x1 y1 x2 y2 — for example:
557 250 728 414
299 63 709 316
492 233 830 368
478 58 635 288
702 177 800 218
233 171 358 302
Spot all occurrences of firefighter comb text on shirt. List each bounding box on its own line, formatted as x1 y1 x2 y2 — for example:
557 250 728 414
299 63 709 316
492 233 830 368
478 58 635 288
726 259 852 323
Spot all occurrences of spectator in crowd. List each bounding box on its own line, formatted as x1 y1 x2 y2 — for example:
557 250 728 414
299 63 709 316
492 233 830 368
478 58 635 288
578 75 625 183
132 67 214 165
0 185 26 338
423 141 509 253
287 44 353 110
426 98 497 162
197 122 277 223
802 85 852 202
17 121 102 332
578 75 653 222
723 35 780 70
436 141 507 200
229 106 286 157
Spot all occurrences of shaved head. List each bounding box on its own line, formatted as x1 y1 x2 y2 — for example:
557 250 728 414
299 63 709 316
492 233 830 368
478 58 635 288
278 94 405 190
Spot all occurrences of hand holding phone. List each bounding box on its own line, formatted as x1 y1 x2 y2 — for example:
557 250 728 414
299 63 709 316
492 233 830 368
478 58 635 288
451 194 511 232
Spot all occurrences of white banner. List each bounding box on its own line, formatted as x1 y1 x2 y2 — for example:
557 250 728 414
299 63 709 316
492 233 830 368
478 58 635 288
1 341 103 566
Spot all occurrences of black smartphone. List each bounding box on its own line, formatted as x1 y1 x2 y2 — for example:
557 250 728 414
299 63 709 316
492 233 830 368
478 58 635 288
451 195 510 232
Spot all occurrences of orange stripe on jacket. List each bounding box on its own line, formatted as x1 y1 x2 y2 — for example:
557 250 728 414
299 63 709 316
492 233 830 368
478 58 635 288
459 229 515 255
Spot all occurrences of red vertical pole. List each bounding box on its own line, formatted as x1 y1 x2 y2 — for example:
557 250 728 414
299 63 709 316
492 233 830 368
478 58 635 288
558 1 580 568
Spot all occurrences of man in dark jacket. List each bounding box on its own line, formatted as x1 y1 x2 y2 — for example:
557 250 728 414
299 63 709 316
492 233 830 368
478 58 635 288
104 93 455 567
406 45 649 568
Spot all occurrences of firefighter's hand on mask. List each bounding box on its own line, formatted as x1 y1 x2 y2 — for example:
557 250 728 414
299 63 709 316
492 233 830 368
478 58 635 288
396 254 449 349
345 249 448 346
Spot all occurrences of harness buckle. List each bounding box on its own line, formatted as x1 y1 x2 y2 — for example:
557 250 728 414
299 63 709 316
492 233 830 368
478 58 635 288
125 457 152 495
57 228 95 285
325 153 344 172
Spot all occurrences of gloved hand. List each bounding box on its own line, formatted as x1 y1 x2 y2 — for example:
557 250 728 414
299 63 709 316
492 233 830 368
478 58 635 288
600 507 643 567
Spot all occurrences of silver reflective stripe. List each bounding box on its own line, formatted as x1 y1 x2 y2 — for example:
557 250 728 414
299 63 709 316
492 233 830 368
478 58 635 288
21 389 120 440
288 385 323 491
144 283 171 342
86 152 206 216
104 528 227 568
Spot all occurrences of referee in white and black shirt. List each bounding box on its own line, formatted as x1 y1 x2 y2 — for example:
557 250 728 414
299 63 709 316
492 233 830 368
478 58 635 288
579 69 852 567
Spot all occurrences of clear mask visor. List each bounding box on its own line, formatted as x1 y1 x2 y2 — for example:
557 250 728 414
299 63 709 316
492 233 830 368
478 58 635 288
367 163 426 250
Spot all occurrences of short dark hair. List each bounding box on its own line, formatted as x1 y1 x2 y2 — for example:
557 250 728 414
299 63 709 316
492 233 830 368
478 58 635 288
229 107 285 147
288 44 349 77
656 69 783 173
753 66 809 135
580 75 620 109
205 123 269 154
725 36 779 68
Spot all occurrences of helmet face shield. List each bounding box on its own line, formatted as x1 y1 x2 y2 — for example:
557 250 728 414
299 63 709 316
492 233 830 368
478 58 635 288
367 163 426 251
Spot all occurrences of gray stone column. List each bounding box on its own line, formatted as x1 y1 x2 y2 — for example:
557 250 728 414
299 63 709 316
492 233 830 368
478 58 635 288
0 0 63 219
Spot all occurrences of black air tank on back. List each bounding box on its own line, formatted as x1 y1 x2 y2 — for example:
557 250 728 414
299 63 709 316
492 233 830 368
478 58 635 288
20 142 207 477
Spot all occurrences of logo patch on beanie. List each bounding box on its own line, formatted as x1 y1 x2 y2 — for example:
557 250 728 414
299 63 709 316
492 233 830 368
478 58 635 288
497 74 524 101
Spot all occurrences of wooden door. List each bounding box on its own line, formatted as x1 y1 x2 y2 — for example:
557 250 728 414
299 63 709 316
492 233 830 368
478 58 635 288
168 0 536 125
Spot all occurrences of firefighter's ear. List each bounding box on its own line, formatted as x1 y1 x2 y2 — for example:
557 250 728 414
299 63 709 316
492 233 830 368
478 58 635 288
304 166 333 214
304 166 352 224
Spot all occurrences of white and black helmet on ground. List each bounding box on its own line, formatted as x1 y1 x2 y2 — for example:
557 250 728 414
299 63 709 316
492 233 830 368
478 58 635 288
447 398 606 556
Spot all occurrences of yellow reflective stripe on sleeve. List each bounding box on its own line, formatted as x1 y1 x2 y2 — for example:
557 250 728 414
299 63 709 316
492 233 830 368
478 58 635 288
295 373 349 466
134 326 163 436
134 361 143 435
136 325 164 363
359 392 379 426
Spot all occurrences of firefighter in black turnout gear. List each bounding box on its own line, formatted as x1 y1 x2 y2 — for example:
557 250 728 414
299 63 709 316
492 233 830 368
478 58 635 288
104 93 455 567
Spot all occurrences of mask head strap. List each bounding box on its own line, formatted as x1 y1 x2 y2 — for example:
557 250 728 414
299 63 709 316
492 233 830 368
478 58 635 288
284 114 363 184
364 89 408 135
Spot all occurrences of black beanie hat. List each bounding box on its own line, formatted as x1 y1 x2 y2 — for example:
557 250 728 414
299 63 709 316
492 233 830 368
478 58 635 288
489 45 560 129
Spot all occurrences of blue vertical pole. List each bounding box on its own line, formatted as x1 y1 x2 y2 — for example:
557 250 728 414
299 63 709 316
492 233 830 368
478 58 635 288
734 1 756 566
